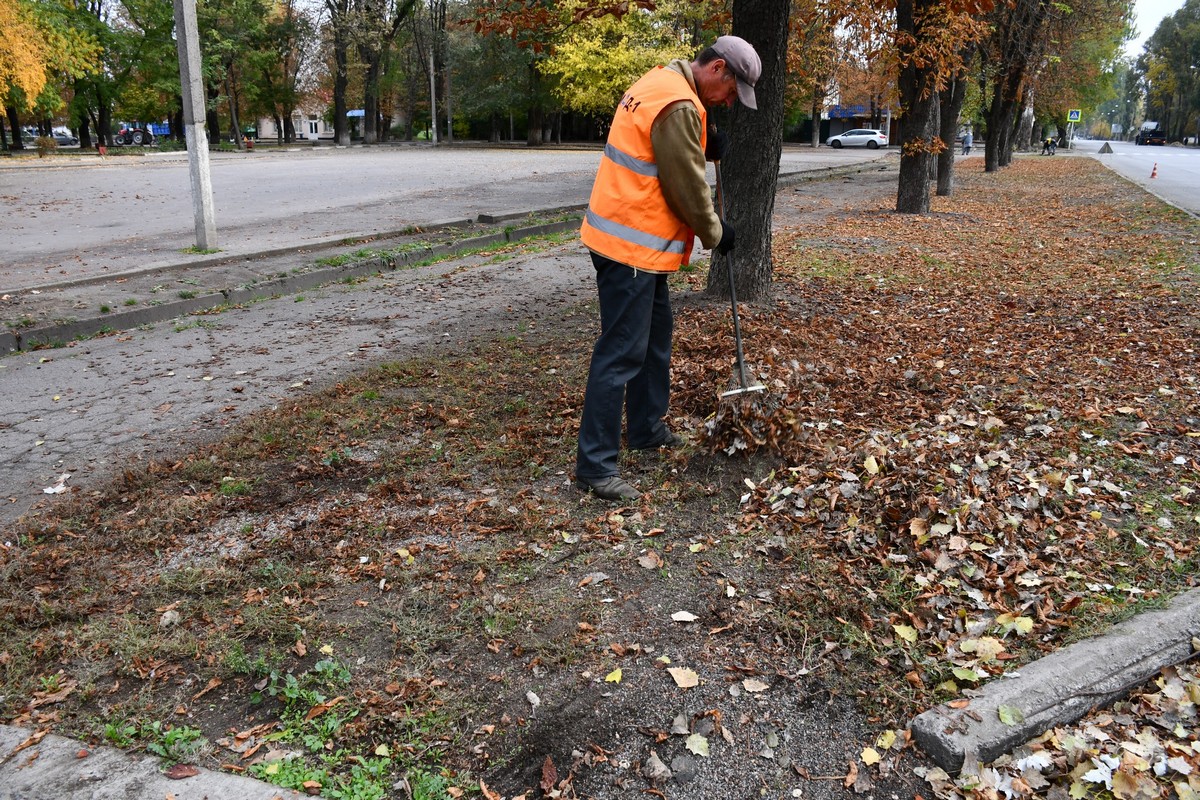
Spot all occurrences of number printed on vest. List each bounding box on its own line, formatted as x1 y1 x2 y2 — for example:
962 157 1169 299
619 93 641 114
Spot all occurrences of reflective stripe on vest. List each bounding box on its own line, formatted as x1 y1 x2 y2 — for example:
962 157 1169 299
580 66 706 273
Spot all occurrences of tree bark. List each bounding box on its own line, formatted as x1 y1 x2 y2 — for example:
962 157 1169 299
935 74 965 195
6 106 24 151
895 0 940 214
1015 85 1035 151
526 62 543 146
810 95 822 146
704 0 790 303
328 0 351 145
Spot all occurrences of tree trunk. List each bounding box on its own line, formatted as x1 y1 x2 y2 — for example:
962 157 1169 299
97 104 113 147
329 0 351 146
1014 87 1034 151
936 64 969 197
810 95 822 146
895 0 940 214
226 73 243 151
6 106 24 151
526 62 543 146
363 57 381 144
704 0 790 303
206 83 222 145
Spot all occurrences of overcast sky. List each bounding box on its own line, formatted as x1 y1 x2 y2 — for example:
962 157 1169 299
1126 0 1186 56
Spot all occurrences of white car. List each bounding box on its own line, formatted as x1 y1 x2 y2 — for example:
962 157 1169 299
826 129 888 149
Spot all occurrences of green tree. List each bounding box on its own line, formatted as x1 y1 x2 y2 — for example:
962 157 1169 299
1140 0 1200 142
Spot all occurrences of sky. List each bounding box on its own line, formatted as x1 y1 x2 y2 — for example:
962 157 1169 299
1125 0 1187 57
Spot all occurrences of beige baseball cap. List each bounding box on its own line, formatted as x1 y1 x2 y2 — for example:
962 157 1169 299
712 35 761 110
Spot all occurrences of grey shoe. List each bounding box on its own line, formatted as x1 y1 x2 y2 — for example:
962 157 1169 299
576 475 640 501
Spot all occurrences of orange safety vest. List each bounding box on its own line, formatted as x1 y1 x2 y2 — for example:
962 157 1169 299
580 66 707 273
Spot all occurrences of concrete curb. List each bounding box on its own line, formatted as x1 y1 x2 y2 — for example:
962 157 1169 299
0 724 316 799
776 154 898 188
8 218 580 352
911 587 1200 772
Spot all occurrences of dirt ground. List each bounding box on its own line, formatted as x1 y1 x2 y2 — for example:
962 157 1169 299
3 157 1197 800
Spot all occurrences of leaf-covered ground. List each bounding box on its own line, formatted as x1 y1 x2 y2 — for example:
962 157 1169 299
1 155 1197 800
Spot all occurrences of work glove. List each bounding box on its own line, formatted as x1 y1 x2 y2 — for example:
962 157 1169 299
705 128 729 162
716 220 736 255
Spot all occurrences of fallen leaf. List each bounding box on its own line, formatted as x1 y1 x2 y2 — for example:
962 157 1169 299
671 611 698 623
643 750 672 783
164 764 200 780
540 755 558 793
998 704 1025 725
638 551 663 569
685 733 709 757
667 667 699 688
892 623 918 643
605 668 622 684
480 779 502 800
742 678 769 693
861 747 881 766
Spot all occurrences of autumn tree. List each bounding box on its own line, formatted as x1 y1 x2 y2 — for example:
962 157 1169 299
0 0 50 112
3 0 100 149
785 0 838 147
893 0 987 213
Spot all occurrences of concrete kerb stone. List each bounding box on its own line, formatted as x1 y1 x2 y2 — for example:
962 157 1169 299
776 156 897 189
0 723 317 800
911 587 1200 773
5 217 582 353
0 218 478 297
479 202 586 224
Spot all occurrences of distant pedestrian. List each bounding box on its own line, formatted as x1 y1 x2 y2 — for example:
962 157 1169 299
961 130 973 155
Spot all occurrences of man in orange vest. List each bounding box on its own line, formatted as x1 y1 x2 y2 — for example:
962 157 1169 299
575 35 761 501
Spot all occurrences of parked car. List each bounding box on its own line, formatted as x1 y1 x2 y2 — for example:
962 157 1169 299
112 125 154 145
826 128 888 149
1135 121 1165 146
52 131 79 146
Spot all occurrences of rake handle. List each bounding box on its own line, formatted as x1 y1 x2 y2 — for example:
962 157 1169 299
714 161 752 391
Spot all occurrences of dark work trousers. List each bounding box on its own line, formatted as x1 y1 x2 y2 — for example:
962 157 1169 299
575 252 673 481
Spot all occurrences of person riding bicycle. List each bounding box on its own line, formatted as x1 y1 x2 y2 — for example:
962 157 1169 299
1041 136 1056 155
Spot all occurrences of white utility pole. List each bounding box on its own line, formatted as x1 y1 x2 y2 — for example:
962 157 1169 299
173 0 217 248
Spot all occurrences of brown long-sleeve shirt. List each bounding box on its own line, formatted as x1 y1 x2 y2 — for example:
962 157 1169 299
649 60 723 251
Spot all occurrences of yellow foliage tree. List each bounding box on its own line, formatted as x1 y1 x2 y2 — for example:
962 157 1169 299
541 9 695 117
0 0 50 107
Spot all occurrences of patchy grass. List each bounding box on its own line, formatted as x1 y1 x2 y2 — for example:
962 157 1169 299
2 157 1197 800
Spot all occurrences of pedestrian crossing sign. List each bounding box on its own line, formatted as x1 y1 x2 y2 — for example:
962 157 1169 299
1067 109 1082 122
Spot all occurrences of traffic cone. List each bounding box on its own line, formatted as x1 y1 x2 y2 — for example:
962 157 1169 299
1150 163 1158 179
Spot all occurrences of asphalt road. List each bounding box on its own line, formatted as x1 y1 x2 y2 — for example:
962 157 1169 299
1086 138 1200 216
0 144 888 293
